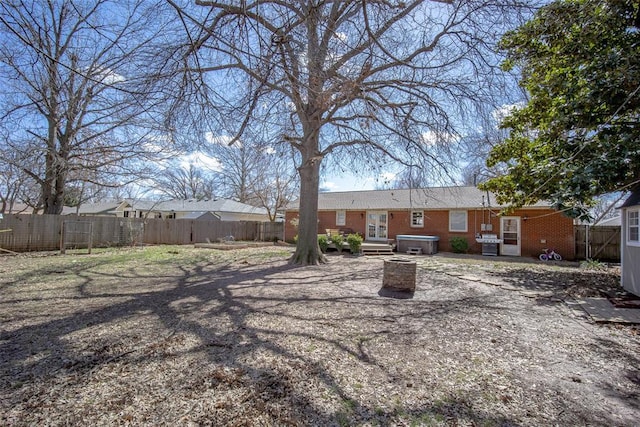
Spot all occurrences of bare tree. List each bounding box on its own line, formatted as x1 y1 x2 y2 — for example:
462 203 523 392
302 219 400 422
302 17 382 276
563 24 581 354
150 163 219 200
207 136 299 219
590 193 627 225
459 133 508 187
168 0 536 264
249 148 300 222
0 150 32 213
213 143 266 204
0 0 172 214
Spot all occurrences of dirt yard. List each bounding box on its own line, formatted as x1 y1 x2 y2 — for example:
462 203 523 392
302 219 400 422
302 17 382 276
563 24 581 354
1 246 639 426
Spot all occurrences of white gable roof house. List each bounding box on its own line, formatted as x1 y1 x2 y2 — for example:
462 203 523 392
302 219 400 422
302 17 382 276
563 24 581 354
62 201 132 216
595 216 621 227
65 199 271 222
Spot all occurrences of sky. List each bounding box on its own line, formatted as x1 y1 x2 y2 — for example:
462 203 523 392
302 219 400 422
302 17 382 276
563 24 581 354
321 174 376 192
321 171 398 192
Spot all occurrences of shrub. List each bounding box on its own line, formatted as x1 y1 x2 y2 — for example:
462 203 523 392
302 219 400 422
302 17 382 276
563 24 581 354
318 235 329 253
332 234 344 253
450 236 468 253
346 233 363 254
580 258 607 271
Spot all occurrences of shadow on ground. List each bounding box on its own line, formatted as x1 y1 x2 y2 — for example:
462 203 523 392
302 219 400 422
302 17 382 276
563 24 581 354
1 250 638 426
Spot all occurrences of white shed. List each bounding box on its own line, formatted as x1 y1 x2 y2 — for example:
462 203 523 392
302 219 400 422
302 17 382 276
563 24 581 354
621 190 640 296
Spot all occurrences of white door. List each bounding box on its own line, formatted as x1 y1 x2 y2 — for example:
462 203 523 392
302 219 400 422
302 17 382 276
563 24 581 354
500 216 521 256
367 211 388 241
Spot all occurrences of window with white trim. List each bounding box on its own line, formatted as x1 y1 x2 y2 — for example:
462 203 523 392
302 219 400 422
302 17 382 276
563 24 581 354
628 209 639 245
449 210 468 232
336 210 346 226
411 210 424 227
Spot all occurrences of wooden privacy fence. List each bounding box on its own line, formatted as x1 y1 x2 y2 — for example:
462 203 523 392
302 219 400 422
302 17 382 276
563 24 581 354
0 214 283 252
574 225 621 262
142 218 283 244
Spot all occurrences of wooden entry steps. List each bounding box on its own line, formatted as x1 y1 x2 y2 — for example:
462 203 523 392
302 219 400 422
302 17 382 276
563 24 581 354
361 242 395 256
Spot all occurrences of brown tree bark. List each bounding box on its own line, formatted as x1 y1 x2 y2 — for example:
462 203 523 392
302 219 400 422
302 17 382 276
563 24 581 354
290 152 326 265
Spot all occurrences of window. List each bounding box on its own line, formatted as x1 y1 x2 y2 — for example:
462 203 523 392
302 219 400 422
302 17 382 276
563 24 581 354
449 210 468 232
336 210 346 226
411 210 424 227
628 209 639 245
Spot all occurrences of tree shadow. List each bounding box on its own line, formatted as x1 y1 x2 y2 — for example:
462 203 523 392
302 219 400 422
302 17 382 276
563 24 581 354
377 288 414 299
1 253 638 425
486 266 622 300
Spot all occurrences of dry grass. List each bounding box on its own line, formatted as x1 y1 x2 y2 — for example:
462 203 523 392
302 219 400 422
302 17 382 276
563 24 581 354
1 246 639 426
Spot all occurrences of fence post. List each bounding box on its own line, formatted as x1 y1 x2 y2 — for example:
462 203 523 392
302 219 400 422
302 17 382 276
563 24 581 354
88 223 93 254
586 225 590 260
60 220 66 254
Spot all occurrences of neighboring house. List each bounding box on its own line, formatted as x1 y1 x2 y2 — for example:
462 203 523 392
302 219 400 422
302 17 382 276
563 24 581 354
2 203 35 214
62 201 131 216
284 186 576 259
620 190 640 296
181 211 220 221
594 216 621 227
64 199 271 222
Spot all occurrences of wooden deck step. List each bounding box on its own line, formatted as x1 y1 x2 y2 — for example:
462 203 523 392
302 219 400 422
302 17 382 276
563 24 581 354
362 248 395 255
361 242 395 256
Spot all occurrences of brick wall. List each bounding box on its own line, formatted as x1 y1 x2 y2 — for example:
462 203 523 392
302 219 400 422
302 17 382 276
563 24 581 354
516 208 575 260
284 207 576 259
284 210 367 241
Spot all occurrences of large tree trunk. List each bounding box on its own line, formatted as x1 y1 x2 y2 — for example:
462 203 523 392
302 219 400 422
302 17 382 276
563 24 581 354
42 177 66 214
42 148 66 215
290 154 327 265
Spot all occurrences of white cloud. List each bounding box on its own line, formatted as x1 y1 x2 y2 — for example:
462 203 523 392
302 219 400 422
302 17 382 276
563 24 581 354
379 172 397 182
492 103 524 123
205 132 239 147
93 66 125 85
140 135 183 168
322 181 338 190
178 151 222 171
420 130 459 146
324 175 377 192
335 32 347 42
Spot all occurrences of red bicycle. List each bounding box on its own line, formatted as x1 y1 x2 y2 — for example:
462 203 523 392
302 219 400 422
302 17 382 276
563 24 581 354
539 248 562 261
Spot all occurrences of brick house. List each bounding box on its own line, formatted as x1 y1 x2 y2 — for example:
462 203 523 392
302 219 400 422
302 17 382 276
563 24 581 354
284 186 576 260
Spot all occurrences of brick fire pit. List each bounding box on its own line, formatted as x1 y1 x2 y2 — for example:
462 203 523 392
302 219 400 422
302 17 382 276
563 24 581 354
382 258 417 292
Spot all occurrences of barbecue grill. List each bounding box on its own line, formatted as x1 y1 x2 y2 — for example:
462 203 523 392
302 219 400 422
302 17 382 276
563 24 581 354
475 233 503 256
